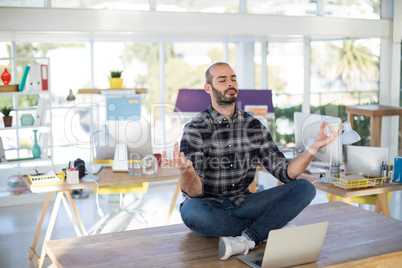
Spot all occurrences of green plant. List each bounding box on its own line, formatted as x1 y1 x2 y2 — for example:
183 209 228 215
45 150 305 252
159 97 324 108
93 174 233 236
110 70 123 78
0 105 13 116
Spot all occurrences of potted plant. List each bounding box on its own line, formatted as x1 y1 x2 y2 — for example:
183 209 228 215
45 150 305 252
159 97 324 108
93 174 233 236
109 70 123 89
1 105 13 127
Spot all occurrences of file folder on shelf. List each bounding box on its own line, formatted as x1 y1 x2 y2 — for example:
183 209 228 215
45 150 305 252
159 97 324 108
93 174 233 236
41 64 48 91
19 65 30 92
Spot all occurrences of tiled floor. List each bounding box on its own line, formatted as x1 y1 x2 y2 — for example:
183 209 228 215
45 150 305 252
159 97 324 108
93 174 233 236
0 172 401 268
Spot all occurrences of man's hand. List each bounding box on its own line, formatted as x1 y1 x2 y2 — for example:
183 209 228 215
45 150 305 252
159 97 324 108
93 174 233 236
162 141 193 173
288 121 343 179
307 121 343 155
162 141 202 196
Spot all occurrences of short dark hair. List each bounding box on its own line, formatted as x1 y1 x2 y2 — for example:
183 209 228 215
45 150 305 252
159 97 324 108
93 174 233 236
205 62 231 84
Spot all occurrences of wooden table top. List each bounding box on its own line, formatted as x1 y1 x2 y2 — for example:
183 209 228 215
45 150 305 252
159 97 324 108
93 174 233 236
22 167 180 194
345 104 402 117
44 202 402 267
299 171 402 198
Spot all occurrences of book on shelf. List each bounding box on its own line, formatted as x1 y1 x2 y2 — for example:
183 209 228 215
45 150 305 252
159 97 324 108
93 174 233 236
41 64 48 90
34 97 48 126
244 105 268 116
27 64 42 92
19 65 30 92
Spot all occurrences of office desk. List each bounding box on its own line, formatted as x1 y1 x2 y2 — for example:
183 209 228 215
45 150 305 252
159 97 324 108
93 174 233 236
345 104 402 153
44 202 402 267
96 167 181 223
23 167 181 268
22 176 94 268
299 171 402 217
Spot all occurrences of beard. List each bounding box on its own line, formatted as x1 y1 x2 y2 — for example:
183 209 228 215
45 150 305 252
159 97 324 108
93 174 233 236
211 84 238 106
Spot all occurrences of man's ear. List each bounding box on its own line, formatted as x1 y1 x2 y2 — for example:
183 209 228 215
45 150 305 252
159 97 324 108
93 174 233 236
204 83 212 95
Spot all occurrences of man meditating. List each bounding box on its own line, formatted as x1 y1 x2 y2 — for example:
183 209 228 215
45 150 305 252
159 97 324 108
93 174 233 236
163 62 341 260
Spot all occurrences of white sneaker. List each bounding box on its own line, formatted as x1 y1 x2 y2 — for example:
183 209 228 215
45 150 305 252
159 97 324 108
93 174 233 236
219 236 256 260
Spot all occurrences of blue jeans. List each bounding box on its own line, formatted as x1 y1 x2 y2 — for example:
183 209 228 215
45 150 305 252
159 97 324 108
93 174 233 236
180 179 316 245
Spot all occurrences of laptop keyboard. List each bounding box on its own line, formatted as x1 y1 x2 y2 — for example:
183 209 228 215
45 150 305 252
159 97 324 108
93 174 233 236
251 260 262 267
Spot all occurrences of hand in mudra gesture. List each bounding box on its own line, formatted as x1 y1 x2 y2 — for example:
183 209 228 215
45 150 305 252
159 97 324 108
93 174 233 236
162 142 193 173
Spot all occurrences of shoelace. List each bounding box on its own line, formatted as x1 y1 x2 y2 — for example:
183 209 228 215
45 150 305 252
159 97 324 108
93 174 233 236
232 236 252 255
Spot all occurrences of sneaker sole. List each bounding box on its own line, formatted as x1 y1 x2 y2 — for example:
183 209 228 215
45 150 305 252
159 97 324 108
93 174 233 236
219 237 231 260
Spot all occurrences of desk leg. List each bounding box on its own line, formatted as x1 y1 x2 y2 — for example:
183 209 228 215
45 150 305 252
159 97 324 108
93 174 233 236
65 190 88 236
29 192 51 260
328 194 338 202
60 192 82 237
166 179 181 224
371 116 382 147
37 191 63 268
377 117 382 147
347 113 353 128
341 197 352 204
374 193 391 217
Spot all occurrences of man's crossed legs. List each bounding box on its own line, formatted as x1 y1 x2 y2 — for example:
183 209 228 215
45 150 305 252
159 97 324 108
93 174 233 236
180 179 316 260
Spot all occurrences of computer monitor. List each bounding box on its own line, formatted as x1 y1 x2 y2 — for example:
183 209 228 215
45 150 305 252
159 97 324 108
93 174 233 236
105 119 153 160
294 112 343 165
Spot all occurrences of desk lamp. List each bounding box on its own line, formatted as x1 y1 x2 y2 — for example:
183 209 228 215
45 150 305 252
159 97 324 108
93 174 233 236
66 89 76 101
341 121 361 145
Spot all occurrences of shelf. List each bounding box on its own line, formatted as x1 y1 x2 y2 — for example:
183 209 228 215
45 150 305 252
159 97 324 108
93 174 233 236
0 124 50 131
0 90 49 96
0 84 19 92
0 157 52 166
78 88 147 94
0 57 53 168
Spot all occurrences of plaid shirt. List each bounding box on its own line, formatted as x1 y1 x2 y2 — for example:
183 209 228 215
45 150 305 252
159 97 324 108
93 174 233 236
180 104 292 206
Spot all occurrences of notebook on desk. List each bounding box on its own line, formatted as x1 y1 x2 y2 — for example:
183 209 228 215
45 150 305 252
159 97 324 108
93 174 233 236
238 222 328 268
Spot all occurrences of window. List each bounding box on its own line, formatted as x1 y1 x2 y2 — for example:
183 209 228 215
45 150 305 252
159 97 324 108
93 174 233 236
310 39 380 107
266 42 304 108
0 0 44 7
324 0 380 19
160 42 232 151
248 0 316 16
51 0 150 10
157 0 239 13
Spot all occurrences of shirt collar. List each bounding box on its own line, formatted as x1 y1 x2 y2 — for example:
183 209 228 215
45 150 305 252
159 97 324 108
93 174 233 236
207 104 239 124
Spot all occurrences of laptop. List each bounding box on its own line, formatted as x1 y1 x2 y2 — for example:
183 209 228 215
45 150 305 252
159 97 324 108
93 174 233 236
344 146 389 178
238 222 328 268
